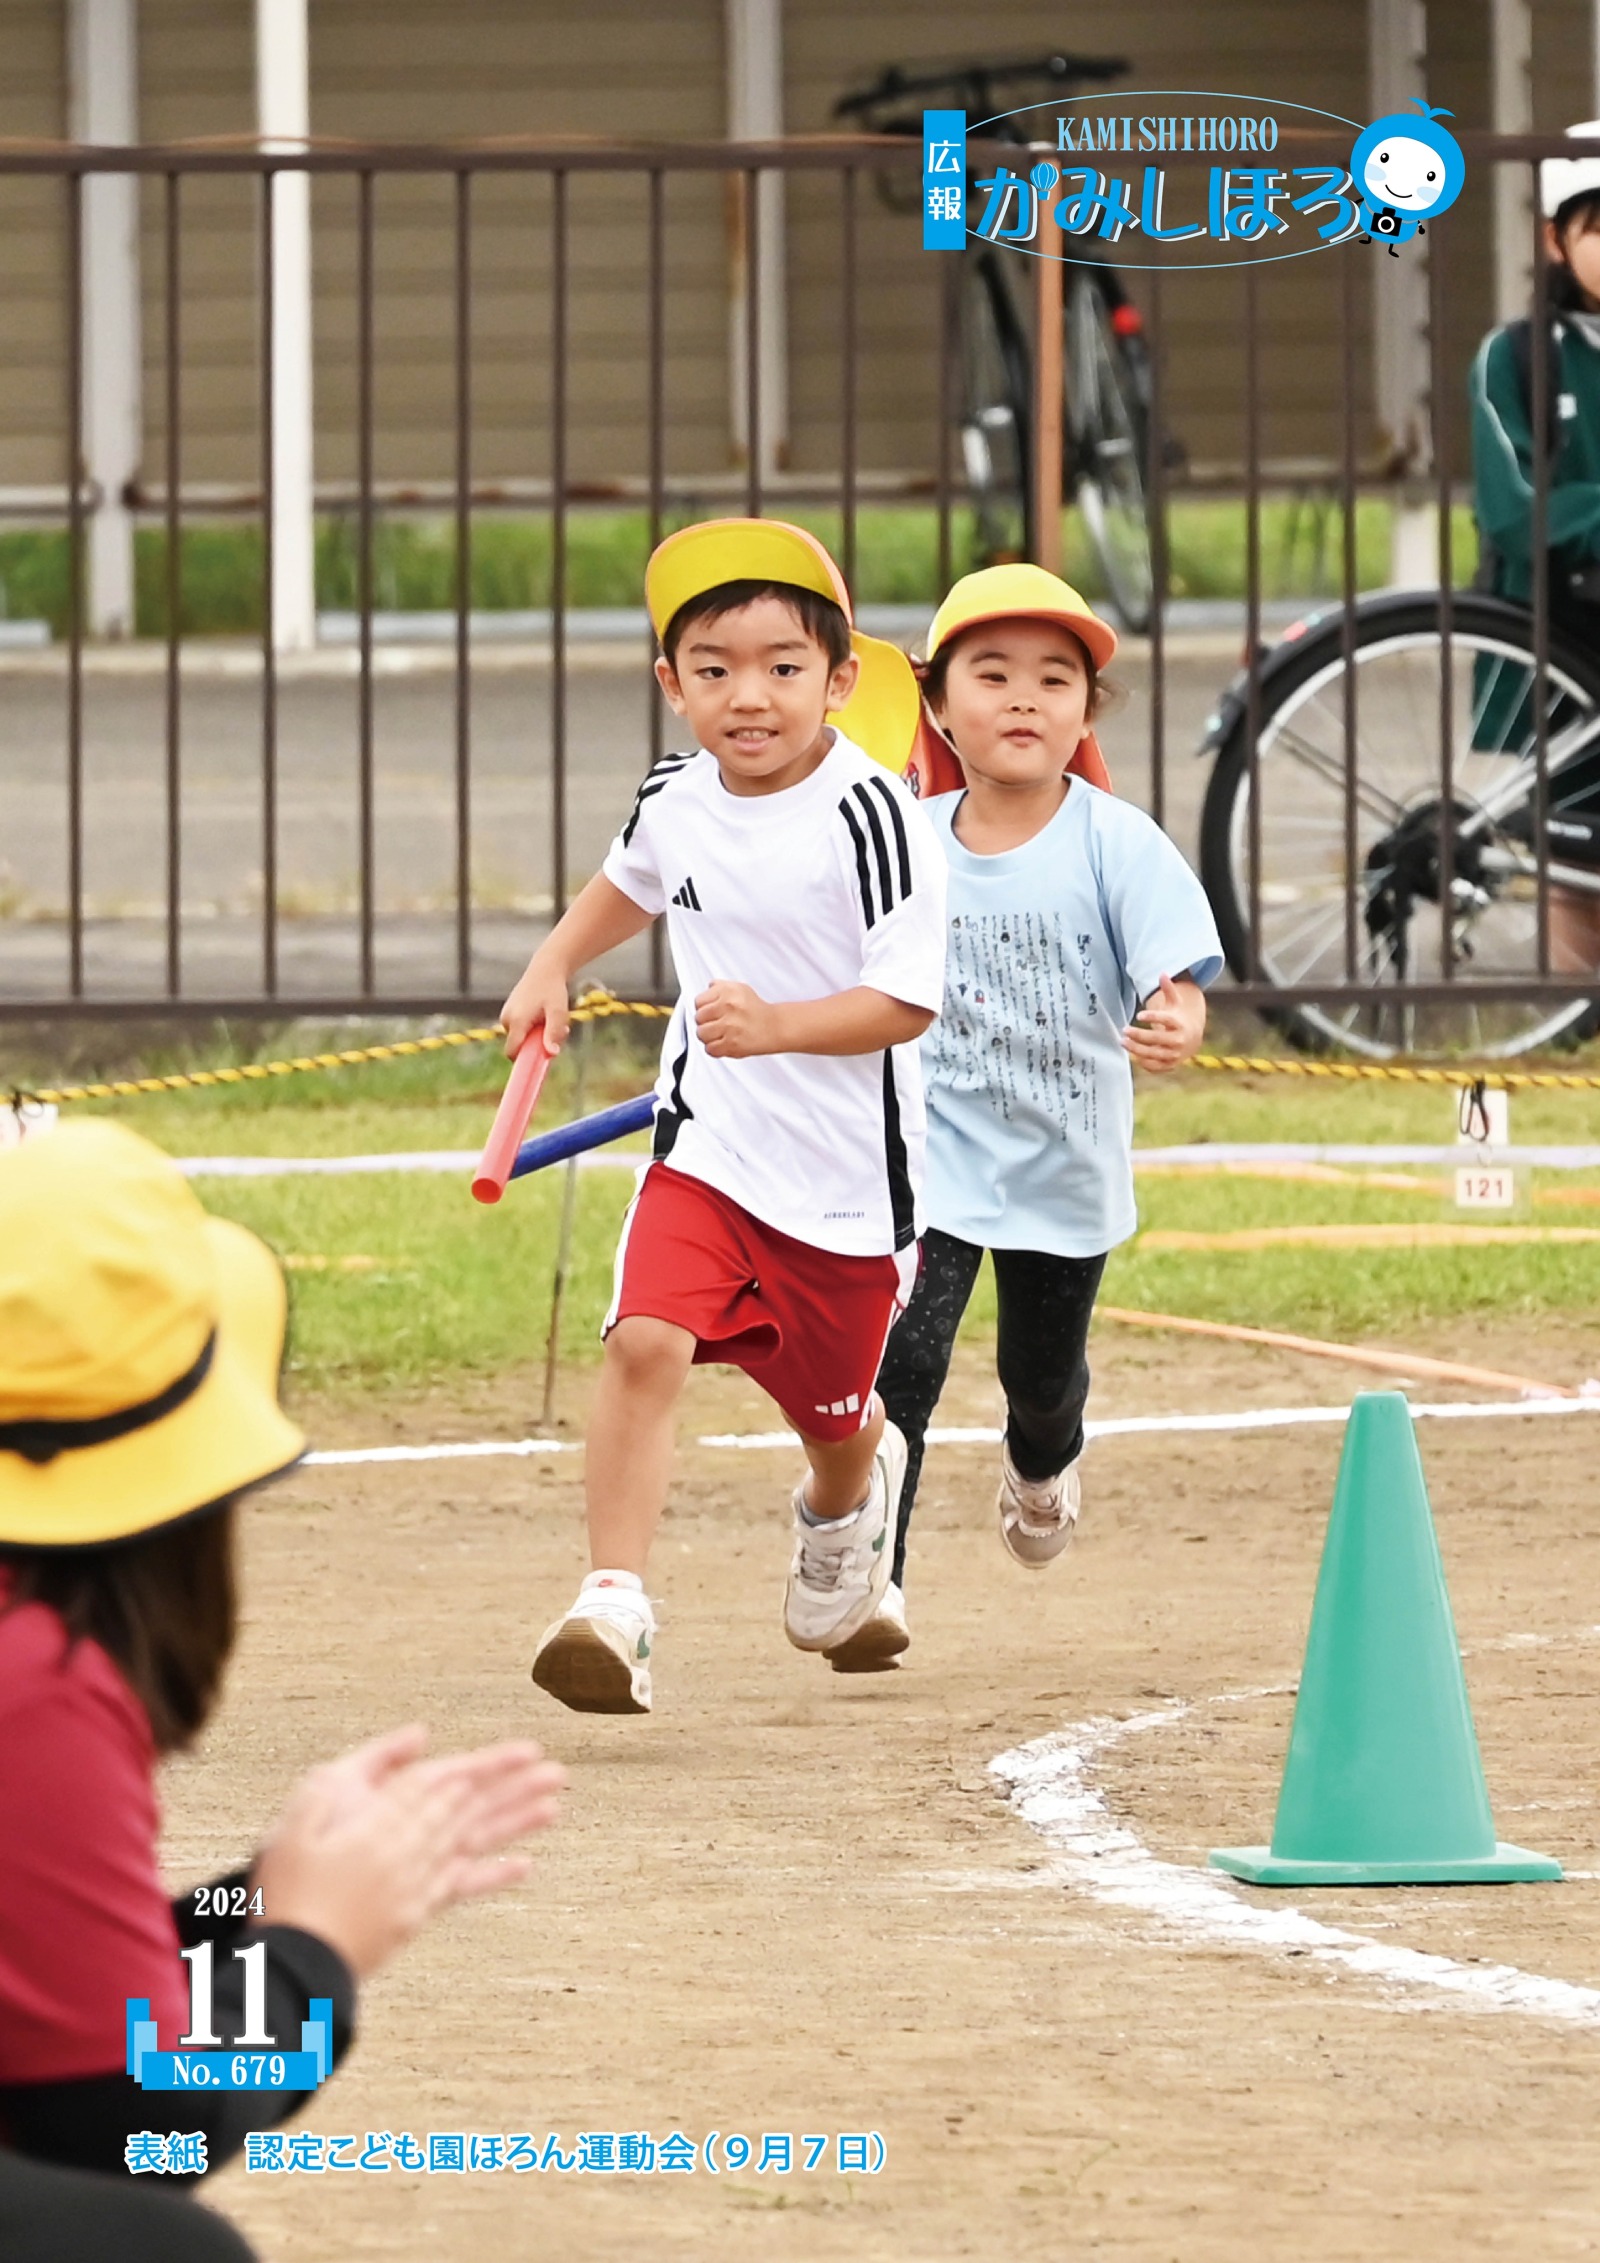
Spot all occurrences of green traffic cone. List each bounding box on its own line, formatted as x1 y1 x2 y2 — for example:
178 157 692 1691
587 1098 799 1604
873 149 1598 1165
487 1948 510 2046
1211 1391 1561 1886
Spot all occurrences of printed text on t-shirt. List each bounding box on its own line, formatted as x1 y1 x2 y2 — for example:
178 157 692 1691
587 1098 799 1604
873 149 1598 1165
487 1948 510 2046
932 910 1101 1148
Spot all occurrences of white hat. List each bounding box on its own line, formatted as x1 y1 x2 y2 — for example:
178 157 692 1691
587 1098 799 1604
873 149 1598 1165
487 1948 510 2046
1542 122 1600 219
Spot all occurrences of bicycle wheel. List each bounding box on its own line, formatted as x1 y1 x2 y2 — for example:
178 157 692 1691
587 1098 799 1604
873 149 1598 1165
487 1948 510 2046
1199 591 1600 1058
958 253 1031 564
1067 270 1153 633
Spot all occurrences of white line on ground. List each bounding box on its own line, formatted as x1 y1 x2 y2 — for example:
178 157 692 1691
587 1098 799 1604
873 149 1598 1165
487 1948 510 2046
175 1143 1600 1180
180 1152 477 1179
176 1151 639 1180
304 1437 579 1466
301 1394 1600 1468
992 1695 1600 2030
695 1395 1600 1453
1135 1144 1600 1169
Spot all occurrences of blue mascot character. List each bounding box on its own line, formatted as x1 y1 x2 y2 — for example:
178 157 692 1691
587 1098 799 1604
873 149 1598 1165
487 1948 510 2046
1350 102 1466 255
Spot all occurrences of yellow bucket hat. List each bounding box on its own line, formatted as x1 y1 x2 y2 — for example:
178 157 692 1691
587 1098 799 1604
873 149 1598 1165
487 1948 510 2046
645 516 921 777
925 563 1119 672
0 1121 304 1547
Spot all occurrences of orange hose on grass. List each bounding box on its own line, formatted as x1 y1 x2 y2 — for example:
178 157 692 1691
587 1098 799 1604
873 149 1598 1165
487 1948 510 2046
1134 1160 1600 1208
1139 1224 1600 1252
1095 1305 1571 1400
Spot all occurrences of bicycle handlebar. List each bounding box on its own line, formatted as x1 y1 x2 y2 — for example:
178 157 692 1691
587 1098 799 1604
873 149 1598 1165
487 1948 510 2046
834 53 1130 127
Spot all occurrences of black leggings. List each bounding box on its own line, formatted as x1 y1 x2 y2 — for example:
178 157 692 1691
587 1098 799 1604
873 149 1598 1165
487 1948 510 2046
876 1227 1107 1589
0 2149 255 2263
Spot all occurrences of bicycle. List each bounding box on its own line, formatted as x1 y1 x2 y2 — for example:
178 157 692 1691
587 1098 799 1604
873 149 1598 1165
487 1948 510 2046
1198 588 1600 1059
835 54 1168 632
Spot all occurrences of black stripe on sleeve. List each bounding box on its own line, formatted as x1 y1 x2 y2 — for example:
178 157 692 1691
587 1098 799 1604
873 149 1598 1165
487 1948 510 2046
651 1032 694 1158
621 752 694 847
838 796 878 928
881 1053 916 1253
863 772 914 900
851 782 896 914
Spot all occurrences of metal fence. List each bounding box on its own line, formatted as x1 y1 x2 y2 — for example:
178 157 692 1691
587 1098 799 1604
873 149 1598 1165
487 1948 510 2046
0 131 1593 1061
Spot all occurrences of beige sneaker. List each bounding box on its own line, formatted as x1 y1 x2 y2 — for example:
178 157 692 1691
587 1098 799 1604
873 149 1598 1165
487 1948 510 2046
531 1573 655 1713
997 1445 1081 1569
825 1581 910 1673
783 1420 906 1652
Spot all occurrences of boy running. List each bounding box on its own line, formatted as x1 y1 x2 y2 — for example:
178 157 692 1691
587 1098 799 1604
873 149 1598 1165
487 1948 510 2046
501 520 947 1715
830 565 1222 1672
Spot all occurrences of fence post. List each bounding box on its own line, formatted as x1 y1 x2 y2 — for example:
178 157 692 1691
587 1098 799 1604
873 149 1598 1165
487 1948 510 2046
255 0 316 653
67 0 141 640
1031 158 1062 573
725 0 788 482
1490 0 1534 323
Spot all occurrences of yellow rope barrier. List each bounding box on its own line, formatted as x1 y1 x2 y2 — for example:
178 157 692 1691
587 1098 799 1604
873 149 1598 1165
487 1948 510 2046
20 991 673 1107
19 1002 1600 1107
1190 1053 1600 1093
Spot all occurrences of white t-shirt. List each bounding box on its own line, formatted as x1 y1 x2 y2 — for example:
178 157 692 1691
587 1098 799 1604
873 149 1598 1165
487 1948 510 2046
601 731 948 1256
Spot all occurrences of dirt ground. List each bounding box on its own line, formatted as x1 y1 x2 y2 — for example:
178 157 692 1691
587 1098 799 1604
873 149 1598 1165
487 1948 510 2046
164 1320 1600 2262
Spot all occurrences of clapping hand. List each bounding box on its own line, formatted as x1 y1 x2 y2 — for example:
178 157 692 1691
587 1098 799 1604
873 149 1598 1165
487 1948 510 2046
251 1726 566 1977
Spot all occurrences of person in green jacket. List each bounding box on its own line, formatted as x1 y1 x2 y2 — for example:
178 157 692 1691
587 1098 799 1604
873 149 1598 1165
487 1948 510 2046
1470 124 1600 966
1472 122 1600 635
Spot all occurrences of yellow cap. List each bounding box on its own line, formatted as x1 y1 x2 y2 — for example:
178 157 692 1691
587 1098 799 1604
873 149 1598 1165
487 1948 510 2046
926 564 1119 673
0 1121 303 1546
646 517 854 640
646 516 922 778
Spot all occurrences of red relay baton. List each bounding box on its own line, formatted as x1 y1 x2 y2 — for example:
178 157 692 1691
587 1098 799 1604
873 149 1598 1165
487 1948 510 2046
471 1040 554 1205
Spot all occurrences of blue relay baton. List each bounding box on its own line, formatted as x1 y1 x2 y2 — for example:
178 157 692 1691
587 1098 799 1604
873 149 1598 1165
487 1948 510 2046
507 1093 655 1182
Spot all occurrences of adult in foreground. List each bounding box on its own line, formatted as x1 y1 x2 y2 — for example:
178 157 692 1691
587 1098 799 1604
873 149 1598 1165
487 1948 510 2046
0 1119 565 2260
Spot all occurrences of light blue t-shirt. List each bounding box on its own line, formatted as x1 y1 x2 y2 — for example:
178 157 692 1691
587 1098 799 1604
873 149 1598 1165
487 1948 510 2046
921 782 1223 1258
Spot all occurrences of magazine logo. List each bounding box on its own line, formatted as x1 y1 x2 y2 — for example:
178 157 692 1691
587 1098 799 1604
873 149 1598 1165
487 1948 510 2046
922 96 1466 269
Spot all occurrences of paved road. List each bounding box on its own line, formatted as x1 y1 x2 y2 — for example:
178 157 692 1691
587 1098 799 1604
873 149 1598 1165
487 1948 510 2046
0 636 1238 1008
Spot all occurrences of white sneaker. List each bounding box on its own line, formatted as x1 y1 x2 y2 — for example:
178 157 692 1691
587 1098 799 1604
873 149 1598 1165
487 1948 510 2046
783 1420 906 1652
531 1572 655 1714
997 1444 1081 1569
826 1581 910 1674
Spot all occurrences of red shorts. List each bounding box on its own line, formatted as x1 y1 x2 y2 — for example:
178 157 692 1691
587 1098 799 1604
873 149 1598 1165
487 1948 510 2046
606 1164 917 1442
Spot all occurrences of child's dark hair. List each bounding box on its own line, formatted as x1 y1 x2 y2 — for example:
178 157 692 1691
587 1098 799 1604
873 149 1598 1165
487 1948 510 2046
661 579 852 672
0 1500 238 1755
1551 190 1600 311
918 621 1104 717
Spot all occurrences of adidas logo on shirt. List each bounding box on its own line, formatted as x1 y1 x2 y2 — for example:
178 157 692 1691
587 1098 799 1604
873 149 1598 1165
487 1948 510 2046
670 876 703 911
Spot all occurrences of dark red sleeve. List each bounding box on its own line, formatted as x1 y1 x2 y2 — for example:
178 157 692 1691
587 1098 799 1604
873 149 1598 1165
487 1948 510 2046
0 1605 189 2083
0 1606 356 2178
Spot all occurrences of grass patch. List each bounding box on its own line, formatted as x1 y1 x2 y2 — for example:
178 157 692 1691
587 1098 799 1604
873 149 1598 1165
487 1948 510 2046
1134 1064 1600 1151
0 499 1482 638
185 1152 1600 1401
0 1014 664 1153
13 1015 1600 1152
1104 1169 1600 1346
16 1020 1600 1400
208 1165 636 1395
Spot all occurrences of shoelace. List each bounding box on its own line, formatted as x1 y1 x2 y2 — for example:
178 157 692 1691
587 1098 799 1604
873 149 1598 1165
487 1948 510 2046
1008 1475 1070 1532
797 1522 863 1594
578 1590 651 1631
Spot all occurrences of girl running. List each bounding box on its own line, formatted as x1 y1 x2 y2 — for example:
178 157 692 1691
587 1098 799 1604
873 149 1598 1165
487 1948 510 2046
829 565 1223 1672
